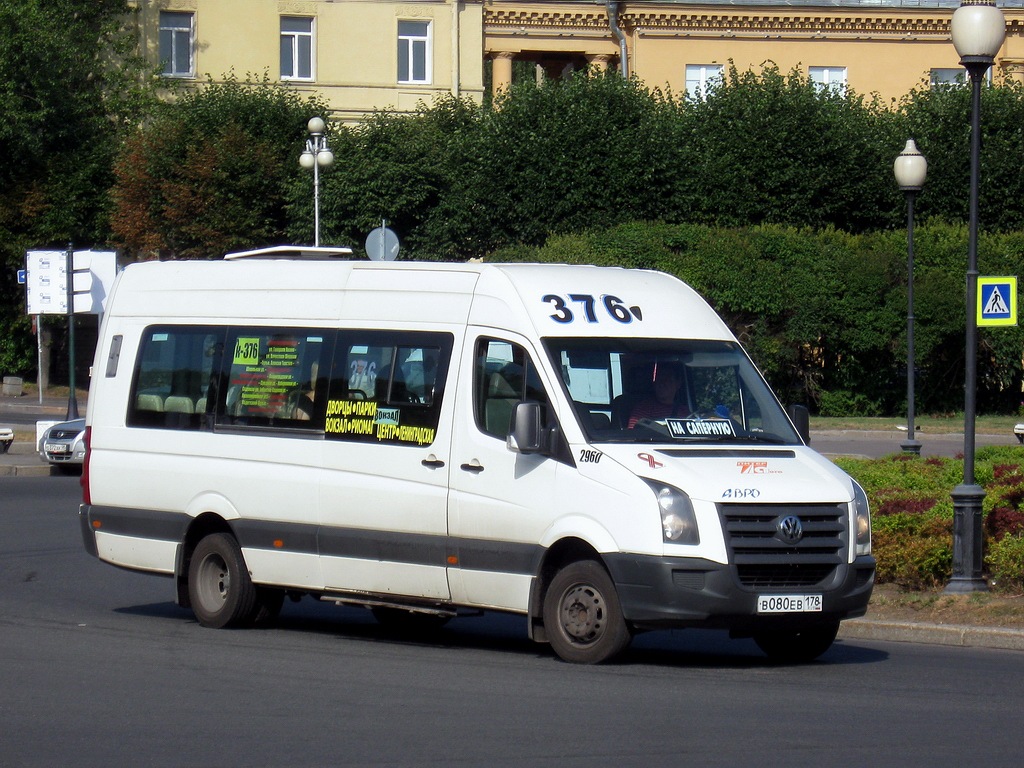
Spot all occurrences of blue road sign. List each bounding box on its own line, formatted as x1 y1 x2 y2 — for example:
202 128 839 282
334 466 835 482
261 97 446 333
978 276 1017 327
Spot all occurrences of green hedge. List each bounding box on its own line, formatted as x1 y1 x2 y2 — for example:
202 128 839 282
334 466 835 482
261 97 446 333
492 221 1024 415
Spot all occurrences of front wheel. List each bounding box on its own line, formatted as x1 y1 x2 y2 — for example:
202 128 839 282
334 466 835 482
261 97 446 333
543 560 631 664
753 622 840 663
188 533 258 628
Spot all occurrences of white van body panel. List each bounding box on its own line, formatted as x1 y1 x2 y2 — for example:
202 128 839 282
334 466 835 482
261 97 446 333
94 531 177 575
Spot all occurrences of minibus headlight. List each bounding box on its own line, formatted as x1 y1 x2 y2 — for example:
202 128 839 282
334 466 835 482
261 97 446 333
644 481 699 545
853 480 871 556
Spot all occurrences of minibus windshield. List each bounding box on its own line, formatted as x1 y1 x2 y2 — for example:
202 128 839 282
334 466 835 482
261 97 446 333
545 338 801 445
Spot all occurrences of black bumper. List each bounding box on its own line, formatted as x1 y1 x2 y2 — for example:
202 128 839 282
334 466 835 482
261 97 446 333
604 552 875 634
79 504 99 558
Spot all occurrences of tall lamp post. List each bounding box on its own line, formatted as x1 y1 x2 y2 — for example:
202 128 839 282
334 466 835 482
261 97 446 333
299 116 334 247
894 140 927 455
947 0 1005 594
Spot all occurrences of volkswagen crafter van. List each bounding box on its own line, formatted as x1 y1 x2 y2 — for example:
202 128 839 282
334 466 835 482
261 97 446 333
80 248 874 664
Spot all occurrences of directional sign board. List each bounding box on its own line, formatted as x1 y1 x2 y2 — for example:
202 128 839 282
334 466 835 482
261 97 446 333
25 250 117 315
978 276 1018 327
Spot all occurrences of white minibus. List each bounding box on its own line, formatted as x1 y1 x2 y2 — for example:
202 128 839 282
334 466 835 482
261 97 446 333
80 248 874 663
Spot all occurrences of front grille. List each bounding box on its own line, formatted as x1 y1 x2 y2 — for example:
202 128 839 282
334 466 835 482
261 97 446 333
50 430 78 440
718 503 847 588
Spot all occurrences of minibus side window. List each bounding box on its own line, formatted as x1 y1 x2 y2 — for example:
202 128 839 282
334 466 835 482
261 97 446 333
475 338 551 439
128 326 224 430
324 331 452 447
217 328 329 431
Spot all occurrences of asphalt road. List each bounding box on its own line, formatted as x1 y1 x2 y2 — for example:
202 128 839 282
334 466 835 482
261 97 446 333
3 476 1024 766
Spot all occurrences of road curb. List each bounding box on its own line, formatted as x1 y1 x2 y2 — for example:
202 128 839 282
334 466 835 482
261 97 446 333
840 618 1024 651
0 464 54 477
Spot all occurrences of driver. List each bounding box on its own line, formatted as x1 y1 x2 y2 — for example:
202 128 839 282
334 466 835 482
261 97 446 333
628 364 687 428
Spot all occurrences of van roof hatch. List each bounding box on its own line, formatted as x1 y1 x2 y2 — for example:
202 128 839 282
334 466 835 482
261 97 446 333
224 245 354 261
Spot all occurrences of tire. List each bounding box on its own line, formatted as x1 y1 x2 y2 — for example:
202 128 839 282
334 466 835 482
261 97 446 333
753 621 840 663
542 560 631 664
188 533 258 629
371 607 451 634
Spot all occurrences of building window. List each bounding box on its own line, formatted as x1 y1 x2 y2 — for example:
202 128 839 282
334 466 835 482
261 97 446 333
281 17 314 81
398 20 431 84
685 64 724 100
809 66 847 95
159 11 194 78
931 68 968 88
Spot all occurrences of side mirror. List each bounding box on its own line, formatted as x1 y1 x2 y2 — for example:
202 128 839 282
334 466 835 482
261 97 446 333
787 403 810 445
507 401 544 454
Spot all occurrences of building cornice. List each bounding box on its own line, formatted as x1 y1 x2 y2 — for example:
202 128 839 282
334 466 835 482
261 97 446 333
631 13 953 39
485 5 1024 40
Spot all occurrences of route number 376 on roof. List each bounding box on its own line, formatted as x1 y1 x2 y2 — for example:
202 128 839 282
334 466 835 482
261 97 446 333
542 293 644 324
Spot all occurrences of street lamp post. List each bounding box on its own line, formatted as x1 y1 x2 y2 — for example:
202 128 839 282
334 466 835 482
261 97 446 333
894 140 927 455
947 0 1005 593
299 116 334 247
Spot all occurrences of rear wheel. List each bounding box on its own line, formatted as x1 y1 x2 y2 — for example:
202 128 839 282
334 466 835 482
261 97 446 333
753 622 840 663
543 560 631 664
188 533 258 628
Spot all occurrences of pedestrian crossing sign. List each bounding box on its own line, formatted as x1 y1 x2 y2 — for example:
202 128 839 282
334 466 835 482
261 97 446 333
978 276 1017 327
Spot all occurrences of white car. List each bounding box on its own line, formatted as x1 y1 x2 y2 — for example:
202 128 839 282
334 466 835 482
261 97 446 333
38 419 86 470
0 426 13 454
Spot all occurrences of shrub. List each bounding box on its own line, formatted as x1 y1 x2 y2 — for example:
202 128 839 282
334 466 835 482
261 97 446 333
987 535 1024 593
841 450 1024 590
986 506 1024 541
872 515 952 589
817 389 882 417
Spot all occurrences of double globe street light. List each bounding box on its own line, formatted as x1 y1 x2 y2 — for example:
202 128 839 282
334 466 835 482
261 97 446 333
299 116 334 247
947 0 1006 594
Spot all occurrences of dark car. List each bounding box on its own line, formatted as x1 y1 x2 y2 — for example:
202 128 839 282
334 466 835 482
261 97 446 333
38 418 86 470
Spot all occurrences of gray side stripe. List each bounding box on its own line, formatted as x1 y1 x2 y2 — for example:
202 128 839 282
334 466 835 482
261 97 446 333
83 505 543 576
86 505 189 541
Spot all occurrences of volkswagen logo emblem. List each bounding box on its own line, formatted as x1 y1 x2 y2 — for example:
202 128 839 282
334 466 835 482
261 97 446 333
777 515 804 544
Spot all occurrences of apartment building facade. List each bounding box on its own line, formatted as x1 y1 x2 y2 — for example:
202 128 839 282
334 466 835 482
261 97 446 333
135 0 487 121
135 1 1024 120
487 1 1024 100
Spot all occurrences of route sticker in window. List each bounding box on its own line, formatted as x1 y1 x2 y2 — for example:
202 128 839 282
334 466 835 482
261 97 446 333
324 398 435 445
233 337 260 366
227 334 310 420
667 418 736 438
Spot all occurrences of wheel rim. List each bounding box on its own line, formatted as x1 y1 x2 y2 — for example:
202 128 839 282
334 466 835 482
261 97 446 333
195 552 230 612
558 583 606 646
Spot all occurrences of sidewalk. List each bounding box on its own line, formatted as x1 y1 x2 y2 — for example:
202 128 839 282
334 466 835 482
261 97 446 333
3 393 1024 653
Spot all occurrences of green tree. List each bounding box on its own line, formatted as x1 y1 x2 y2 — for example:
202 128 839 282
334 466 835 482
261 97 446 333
112 76 330 258
902 79 1024 232
678 64 902 233
302 94 482 258
0 0 151 376
454 72 685 253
